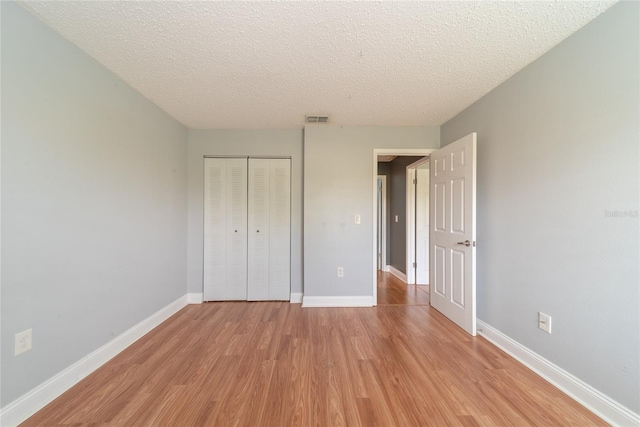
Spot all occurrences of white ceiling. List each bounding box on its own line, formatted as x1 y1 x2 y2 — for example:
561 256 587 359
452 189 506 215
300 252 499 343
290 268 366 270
20 1 617 129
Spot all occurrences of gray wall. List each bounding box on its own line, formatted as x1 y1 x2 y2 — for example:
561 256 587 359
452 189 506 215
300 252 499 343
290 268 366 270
187 129 303 295
304 126 439 298
441 1 639 412
1 2 188 406
389 156 423 274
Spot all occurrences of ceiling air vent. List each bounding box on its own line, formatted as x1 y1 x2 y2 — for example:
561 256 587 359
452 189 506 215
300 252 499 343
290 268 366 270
305 115 330 124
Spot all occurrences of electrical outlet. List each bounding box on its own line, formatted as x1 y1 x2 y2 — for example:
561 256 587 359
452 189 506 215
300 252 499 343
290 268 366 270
395 215 399 222
15 329 33 356
354 215 360 225
538 312 552 334
337 267 344 277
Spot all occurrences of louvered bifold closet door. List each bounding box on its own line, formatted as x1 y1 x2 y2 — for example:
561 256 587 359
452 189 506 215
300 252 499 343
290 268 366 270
247 158 291 300
203 158 248 301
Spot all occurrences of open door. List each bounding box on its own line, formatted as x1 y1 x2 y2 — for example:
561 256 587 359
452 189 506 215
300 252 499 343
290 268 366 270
415 165 430 285
430 133 477 335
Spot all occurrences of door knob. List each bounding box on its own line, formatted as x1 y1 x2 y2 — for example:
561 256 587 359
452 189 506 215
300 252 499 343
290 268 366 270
457 240 471 247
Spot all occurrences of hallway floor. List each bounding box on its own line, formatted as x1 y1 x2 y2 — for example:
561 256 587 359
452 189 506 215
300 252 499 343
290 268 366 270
376 270 429 306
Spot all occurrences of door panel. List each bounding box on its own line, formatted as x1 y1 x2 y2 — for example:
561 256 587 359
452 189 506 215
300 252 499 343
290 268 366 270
268 159 291 300
203 158 247 301
248 158 291 301
434 182 446 232
434 245 446 296
430 133 477 335
416 167 430 284
248 159 271 300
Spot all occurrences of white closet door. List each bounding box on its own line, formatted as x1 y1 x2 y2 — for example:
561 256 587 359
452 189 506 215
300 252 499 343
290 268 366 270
248 159 270 300
203 158 247 301
247 158 290 300
268 159 291 300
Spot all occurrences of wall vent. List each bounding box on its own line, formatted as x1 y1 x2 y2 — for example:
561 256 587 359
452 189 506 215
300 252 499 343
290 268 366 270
305 115 330 123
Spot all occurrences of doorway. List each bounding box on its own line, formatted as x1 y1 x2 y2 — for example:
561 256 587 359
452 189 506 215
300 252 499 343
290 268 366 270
372 149 436 305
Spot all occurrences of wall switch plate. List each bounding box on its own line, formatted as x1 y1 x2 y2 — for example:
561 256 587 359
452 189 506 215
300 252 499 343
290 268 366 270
337 267 344 277
355 215 360 224
538 312 552 334
395 215 398 222
15 329 33 356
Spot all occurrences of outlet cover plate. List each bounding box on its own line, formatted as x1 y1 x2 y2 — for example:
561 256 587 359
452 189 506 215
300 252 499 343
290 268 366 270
15 329 33 356
538 312 552 334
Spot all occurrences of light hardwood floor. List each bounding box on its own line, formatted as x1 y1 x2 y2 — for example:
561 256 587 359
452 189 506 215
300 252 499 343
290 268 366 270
23 285 605 426
377 270 429 306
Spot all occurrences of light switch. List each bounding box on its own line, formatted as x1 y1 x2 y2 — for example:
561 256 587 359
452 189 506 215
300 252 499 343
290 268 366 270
355 215 361 224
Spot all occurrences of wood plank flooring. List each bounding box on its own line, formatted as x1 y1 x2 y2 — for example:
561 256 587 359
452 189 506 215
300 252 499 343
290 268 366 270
376 271 429 306
22 295 605 426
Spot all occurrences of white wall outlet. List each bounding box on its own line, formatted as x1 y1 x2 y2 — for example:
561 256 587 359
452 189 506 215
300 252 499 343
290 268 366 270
538 312 552 334
395 215 398 222
354 215 361 224
15 328 33 356
337 267 344 277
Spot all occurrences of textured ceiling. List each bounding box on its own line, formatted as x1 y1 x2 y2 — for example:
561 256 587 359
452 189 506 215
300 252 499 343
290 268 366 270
20 1 617 129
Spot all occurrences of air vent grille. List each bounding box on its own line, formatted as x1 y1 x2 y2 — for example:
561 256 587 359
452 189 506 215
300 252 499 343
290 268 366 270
305 115 330 123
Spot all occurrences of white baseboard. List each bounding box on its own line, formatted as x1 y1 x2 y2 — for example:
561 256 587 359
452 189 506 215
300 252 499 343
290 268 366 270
187 292 203 304
0 295 188 427
289 292 303 303
477 320 640 427
388 266 407 282
383 265 390 272
302 296 373 307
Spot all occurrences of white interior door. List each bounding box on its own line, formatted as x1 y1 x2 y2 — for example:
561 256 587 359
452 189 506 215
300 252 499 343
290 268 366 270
430 133 477 335
204 158 248 301
415 166 430 285
248 158 290 300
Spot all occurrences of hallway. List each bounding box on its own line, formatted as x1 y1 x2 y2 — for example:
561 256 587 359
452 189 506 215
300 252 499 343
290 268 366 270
377 271 429 306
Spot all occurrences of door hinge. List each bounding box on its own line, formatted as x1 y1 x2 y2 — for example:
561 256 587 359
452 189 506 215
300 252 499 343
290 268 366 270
413 178 417 184
413 262 417 268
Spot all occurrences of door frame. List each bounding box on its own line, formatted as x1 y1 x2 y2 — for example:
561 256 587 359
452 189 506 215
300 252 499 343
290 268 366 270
372 148 436 305
405 157 431 285
376 175 387 271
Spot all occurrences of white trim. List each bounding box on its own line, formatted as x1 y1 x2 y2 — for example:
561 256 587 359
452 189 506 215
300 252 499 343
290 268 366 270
406 168 416 284
372 148 436 306
0 295 188 427
187 293 203 304
289 292 303 303
376 175 387 273
388 265 407 283
383 265 390 272
302 296 373 307
477 320 640 427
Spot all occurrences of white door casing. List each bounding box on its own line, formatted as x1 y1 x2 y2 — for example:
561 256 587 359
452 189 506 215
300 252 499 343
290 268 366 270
430 133 477 335
415 167 430 285
203 157 248 301
376 176 387 271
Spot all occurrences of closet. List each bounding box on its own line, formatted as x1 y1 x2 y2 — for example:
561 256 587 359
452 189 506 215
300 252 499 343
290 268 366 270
203 157 291 301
